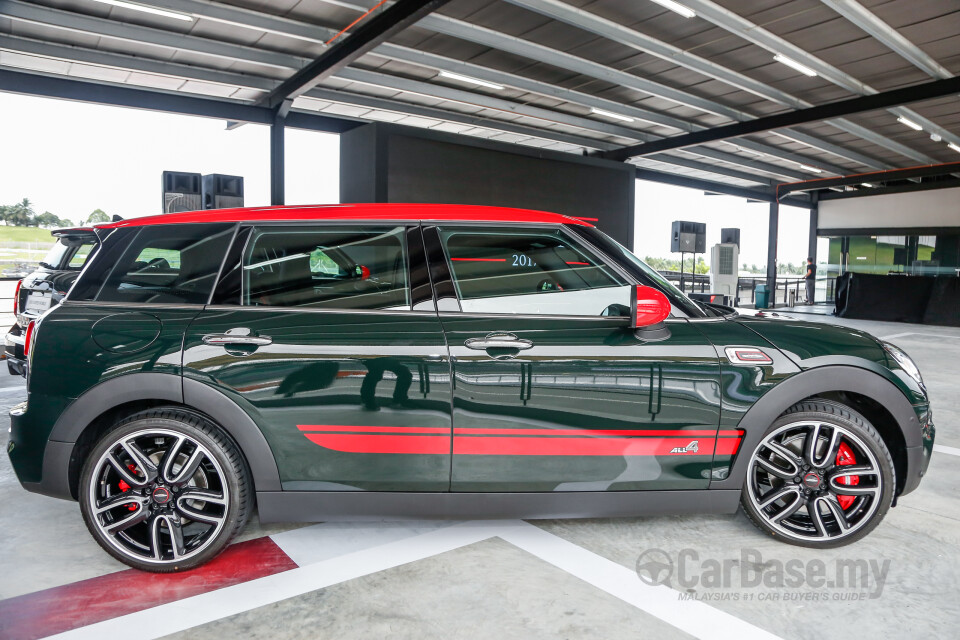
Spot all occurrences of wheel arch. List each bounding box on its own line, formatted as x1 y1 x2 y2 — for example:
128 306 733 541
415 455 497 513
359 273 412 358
712 365 920 495
41 373 281 500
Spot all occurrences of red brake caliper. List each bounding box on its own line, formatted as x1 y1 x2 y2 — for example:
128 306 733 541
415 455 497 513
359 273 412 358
835 442 859 510
118 464 139 510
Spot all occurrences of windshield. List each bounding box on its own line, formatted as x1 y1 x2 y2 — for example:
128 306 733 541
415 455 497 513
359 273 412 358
578 226 711 319
40 236 96 270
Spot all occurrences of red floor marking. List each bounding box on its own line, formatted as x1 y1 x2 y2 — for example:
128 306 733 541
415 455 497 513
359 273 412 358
0 536 297 640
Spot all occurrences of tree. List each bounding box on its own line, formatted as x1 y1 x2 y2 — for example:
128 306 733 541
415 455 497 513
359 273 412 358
6 198 35 227
36 211 60 228
694 255 709 275
86 209 110 224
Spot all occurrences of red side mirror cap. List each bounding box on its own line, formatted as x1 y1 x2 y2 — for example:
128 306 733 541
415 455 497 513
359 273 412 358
631 285 671 328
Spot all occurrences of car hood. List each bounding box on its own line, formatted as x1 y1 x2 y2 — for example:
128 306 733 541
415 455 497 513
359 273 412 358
734 315 889 369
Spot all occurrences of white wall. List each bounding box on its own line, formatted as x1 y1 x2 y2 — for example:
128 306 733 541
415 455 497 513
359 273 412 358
819 187 960 230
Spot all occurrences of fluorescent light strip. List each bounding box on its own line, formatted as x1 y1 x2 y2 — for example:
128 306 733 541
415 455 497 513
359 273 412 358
799 164 822 173
862 182 877 188
773 54 818 77
948 142 960 154
438 71 504 91
649 0 696 18
897 116 923 131
90 0 193 21
590 108 635 123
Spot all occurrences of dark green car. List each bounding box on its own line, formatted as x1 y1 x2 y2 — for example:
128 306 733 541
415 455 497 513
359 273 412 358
7 204 935 572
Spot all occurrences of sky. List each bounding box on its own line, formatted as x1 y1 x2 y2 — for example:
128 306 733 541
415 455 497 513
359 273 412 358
0 92 813 268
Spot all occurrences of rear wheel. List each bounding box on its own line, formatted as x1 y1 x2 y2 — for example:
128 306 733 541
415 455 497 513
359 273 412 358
741 399 895 547
79 409 252 572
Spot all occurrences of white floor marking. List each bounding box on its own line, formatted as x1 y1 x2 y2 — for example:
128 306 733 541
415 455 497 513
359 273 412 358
270 520 461 566
500 521 782 640
934 444 960 457
46 520 785 640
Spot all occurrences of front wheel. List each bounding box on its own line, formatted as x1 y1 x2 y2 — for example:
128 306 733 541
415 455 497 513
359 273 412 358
741 399 895 547
79 409 253 572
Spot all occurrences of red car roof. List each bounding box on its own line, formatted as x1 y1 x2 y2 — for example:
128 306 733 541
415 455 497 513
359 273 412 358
98 204 592 229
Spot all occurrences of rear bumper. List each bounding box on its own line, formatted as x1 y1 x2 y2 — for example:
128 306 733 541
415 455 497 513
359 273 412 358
5 328 26 376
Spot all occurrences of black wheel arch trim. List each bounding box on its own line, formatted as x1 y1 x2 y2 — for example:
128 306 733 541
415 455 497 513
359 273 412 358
712 364 921 494
39 372 281 499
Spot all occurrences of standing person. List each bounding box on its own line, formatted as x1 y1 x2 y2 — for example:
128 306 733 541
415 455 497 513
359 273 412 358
804 257 816 305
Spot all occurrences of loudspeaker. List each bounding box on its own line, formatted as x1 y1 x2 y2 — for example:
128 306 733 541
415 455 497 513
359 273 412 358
671 221 706 253
161 171 201 213
721 227 740 248
202 174 244 210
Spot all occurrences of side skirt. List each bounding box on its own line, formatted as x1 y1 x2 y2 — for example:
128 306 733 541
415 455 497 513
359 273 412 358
256 489 742 523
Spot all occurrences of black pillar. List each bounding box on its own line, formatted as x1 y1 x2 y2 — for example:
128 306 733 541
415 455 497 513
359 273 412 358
766 200 779 306
807 191 819 263
270 102 290 206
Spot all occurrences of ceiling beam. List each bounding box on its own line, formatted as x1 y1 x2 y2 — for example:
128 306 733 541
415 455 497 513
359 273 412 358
600 76 960 161
634 168 813 209
778 162 960 196
258 0 452 110
681 0 951 162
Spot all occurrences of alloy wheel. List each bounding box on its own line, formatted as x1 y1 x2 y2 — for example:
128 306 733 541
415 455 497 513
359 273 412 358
745 420 882 543
87 428 230 565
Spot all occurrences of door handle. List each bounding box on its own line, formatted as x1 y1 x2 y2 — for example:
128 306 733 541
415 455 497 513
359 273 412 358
202 328 273 347
464 333 533 352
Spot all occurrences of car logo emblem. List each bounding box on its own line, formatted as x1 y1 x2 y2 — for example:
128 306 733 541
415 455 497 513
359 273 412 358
152 487 171 504
669 440 699 454
803 473 821 489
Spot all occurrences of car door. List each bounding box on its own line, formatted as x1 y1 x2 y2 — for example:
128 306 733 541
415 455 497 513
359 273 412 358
182 224 452 492
423 224 723 492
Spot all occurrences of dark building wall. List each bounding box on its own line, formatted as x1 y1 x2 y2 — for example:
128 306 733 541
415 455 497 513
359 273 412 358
340 123 636 249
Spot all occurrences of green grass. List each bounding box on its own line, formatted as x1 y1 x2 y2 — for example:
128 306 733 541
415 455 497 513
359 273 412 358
0 226 58 244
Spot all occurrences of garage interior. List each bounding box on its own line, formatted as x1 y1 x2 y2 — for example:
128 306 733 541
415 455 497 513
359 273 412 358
0 0 958 638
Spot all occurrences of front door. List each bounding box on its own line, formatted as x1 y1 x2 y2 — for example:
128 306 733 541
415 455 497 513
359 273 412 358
183 224 452 491
424 224 724 492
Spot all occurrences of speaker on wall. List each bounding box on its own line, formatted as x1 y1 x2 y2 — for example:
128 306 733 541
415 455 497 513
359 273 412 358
161 171 202 213
671 221 706 253
721 227 740 248
202 174 244 210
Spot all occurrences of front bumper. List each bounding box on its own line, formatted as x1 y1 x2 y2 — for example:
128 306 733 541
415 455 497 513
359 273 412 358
900 409 935 496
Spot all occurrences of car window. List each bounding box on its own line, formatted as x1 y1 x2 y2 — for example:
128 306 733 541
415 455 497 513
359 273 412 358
241 226 410 311
438 227 632 316
67 240 96 269
75 224 234 304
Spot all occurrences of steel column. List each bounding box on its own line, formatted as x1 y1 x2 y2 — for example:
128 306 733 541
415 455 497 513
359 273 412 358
808 192 819 266
766 201 780 305
270 103 289 206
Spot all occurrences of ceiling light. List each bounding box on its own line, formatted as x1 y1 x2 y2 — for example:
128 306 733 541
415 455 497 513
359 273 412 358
862 182 877 188
90 0 193 21
948 142 960 154
930 133 942 142
438 71 503 90
649 0 696 18
897 116 923 131
773 54 818 77
590 108 635 123
799 164 822 173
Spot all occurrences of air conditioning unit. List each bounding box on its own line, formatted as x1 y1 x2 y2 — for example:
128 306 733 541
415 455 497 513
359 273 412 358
710 243 739 299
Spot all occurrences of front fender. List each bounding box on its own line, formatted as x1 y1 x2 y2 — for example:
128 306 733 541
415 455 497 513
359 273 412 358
711 365 922 493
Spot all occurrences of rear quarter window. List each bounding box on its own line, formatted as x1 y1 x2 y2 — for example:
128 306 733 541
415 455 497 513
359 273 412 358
69 223 234 304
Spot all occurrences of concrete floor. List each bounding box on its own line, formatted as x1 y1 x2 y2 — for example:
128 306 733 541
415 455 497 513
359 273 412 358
0 315 957 640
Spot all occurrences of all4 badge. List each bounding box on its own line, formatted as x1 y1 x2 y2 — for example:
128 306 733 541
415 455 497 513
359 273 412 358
669 440 699 454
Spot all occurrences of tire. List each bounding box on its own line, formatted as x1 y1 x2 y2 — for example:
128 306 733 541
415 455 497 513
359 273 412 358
740 398 895 548
79 408 253 572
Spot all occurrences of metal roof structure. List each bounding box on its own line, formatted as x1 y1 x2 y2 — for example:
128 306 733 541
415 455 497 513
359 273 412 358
1 0 960 201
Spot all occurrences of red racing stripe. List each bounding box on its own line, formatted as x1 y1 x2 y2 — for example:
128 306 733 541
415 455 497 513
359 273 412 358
303 433 450 454
0 536 296 640
453 436 716 456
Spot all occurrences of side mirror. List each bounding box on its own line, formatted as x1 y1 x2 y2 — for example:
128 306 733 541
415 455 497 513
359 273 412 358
631 285 672 341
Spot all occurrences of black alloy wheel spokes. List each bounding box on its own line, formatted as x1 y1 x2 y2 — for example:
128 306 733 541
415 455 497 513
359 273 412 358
89 429 230 564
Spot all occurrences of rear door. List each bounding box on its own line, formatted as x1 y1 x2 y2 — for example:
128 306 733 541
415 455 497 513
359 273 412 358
424 224 723 492
182 224 452 492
